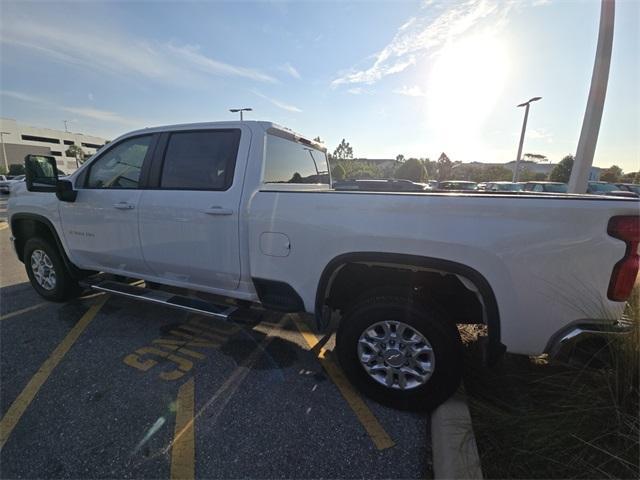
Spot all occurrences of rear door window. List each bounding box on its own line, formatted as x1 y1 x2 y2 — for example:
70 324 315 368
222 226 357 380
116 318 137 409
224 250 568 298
264 135 329 184
159 130 241 190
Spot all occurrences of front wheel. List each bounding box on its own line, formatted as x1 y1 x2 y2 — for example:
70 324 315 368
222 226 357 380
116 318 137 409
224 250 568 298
336 293 462 411
24 237 81 301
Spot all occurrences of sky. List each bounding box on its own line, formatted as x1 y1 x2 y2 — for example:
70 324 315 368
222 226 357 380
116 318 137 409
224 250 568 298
0 0 638 173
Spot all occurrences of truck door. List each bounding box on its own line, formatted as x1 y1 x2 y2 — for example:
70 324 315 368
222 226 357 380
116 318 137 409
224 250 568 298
59 134 157 274
137 128 248 291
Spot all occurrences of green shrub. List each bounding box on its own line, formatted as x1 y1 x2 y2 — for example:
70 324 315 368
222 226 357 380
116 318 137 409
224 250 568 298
394 158 427 182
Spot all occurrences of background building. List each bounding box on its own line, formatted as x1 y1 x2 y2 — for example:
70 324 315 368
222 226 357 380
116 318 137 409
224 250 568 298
0 118 108 174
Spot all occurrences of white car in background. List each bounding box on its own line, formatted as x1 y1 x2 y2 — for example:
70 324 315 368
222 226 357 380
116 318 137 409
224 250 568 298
0 175 26 194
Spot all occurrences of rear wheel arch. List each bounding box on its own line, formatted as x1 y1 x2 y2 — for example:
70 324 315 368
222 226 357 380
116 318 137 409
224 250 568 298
315 252 504 362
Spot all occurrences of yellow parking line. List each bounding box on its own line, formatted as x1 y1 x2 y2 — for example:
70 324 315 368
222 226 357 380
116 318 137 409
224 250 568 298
166 315 289 470
0 222 8 231
0 302 48 321
0 295 109 449
293 317 395 451
171 378 195 480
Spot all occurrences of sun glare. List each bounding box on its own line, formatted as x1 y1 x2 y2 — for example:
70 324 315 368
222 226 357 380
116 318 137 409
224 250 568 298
426 33 509 160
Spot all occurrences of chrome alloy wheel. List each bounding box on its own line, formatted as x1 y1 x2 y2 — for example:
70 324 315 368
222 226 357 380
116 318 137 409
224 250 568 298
30 249 57 291
357 320 435 390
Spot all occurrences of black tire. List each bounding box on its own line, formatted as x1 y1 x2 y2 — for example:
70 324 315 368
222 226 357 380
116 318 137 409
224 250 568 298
336 292 463 411
24 237 81 302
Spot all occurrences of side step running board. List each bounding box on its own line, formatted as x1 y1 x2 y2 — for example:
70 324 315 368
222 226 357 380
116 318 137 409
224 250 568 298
84 280 237 320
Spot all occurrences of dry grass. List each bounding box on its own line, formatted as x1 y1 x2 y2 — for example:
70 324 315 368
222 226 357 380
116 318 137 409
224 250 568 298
463 285 640 479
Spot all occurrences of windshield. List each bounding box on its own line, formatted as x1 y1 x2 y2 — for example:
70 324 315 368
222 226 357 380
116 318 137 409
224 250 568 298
542 183 568 193
494 183 523 191
589 182 618 192
440 182 477 190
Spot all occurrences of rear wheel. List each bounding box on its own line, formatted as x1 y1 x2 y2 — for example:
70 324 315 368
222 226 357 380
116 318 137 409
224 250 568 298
24 238 81 301
336 293 462 411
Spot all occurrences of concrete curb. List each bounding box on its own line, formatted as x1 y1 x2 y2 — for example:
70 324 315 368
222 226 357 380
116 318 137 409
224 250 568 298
431 388 483 479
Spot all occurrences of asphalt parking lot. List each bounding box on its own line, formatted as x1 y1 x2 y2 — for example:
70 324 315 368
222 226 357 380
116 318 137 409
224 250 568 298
0 197 431 479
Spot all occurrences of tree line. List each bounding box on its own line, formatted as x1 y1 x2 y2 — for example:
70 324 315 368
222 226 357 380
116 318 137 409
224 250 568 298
323 138 639 184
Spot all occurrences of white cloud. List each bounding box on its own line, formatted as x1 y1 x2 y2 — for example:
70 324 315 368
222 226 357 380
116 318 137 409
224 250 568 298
167 44 277 83
0 18 276 85
1 90 143 127
252 91 302 113
527 128 553 142
532 0 551 6
279 62 301 79
332 0 509 87
347 87 364 95
393 85 426 97
61 107 141 127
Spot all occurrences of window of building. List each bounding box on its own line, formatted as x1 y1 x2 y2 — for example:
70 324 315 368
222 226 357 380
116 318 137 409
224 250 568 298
81 142 104 149
264 134 329 184
63 140 74 146
50 151 62 156
21 134 60 144
86 135 152 189
159 130 240 190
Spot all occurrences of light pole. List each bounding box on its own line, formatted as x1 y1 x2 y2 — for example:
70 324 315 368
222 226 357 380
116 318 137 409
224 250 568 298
512 97 542 183
0 131 10 173
568 0 615 193
63 120 69 132
229 108 252 121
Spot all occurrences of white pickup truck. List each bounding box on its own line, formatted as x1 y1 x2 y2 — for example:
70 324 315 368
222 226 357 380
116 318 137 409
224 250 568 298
7 121 639 410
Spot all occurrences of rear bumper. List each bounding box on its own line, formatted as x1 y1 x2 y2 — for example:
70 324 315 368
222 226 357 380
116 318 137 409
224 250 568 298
545 319 633 362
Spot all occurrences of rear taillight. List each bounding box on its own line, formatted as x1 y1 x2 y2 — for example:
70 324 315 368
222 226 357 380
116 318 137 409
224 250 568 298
607 216 640 301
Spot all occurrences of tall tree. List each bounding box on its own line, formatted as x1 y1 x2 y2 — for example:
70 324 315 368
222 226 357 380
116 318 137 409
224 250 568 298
436 153 452 181
524 153 548 162
65 145 87 168
333 139 353 161
394 158 427 182
600 165 623 183
8 164 25 175
331 164 346 181
395 154 405 163
549 155 574 182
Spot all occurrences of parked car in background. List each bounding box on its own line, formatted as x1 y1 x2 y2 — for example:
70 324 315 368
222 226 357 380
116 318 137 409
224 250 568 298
485 181 524 192
437 180 478 191
615 183 640 195
334 179 428 192
522 181 568 193
587 181 639 198
1 175 12 194
0 175 26 194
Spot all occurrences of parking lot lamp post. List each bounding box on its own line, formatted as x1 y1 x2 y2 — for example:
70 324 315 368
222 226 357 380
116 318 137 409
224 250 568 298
229 108 252 121
1 132 10 173
512 97 542 183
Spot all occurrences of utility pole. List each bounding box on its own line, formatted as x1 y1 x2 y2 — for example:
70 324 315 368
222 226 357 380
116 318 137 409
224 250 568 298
512 97 542 183
63 120 69 132
568 0 615 193
229 108 252 121
0 131 10 173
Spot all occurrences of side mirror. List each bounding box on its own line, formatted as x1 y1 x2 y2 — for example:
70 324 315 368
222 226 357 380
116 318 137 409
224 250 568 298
24 154 76 202
25 155 59 192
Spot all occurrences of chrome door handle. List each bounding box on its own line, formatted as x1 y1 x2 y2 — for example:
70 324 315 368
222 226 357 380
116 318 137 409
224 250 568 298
113 202 135 210
201 206 233 216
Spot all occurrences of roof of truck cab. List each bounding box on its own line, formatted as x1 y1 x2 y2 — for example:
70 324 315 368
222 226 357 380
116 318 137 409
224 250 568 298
119 121 320 145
